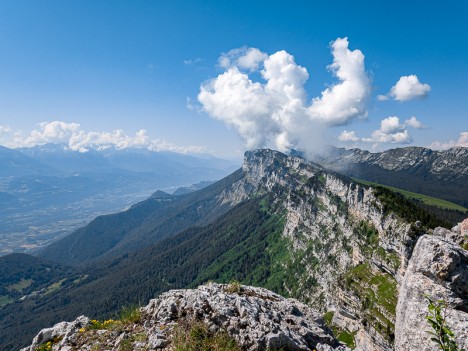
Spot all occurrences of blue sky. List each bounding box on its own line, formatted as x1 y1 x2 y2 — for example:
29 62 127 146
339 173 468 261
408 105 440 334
0 0 467 157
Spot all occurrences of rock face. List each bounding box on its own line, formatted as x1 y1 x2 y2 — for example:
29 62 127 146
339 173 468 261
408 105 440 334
22 316 89 351
226 149 413 350
395 232 468 350
22 283 349 351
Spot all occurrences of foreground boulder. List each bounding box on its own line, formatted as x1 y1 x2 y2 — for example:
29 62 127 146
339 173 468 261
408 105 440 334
22 283 349 351
395 232 468 350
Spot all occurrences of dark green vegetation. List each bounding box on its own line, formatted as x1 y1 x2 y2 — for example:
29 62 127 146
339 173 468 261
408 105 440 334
353 178 467 212
38 169 244 266
372 186 455 229
0 197 290 350
354 178 466 226
0 253 74 305
322 311 357 348
425 297 464 351
340 263 398 343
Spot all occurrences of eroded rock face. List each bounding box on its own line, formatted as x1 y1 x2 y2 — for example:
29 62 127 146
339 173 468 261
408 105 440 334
395 234 468 351
22 283 349 351
221 149 413 350
21 316 89 351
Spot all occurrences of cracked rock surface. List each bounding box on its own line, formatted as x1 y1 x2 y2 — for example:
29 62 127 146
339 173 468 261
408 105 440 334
395 233 468 351
22 283 349 351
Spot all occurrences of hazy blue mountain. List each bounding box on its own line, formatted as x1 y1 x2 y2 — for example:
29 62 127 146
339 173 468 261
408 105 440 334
17 144 120 174
0 146 57 176
0 144 239 255
172 180 216 195
37 170 243 265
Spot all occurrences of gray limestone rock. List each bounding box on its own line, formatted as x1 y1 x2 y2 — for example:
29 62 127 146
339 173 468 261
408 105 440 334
143 283 349 351
20 315 89 351
395 234 468 351
22 284 349 351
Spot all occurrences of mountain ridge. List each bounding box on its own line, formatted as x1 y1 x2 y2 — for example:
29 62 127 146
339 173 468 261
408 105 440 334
314 146 468 207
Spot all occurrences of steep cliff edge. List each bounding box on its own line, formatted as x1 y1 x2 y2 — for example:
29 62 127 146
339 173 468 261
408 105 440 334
395 221 468 350
21 283 349 351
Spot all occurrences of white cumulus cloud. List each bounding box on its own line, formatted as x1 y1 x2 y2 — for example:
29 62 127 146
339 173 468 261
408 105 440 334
429 132 468 150
404 116 426 129
198 37 371 153
22 121 81 147
364 116 412 144
219 47 268 71
387 75 431 101
341 115 429 146
0 125 12 138
308 37 371 125
0 121 204 154
338 130 359 142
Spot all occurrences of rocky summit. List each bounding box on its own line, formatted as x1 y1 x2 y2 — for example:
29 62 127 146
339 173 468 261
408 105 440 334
21 283 349 351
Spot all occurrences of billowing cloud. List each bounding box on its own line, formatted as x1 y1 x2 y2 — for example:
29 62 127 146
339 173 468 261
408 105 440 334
364 116 413 144
308 38 371 125
0 121 204 153
341 116 428 145
219 47 268 71
383 75 431 101
404 116 426 129
198 37 371 153
0 125 12 138
22 121 81 146
338 130 359 142
429 132 468 150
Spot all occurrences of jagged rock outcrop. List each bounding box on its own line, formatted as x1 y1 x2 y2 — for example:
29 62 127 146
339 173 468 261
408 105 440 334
395 226 468 350
22 283 349 351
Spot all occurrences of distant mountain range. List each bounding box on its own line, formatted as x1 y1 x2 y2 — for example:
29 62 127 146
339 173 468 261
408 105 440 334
314 146 468 208
0 144 239 255
1 148 466 350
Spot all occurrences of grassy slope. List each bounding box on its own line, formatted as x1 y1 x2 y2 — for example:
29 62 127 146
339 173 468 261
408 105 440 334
352 178 467 212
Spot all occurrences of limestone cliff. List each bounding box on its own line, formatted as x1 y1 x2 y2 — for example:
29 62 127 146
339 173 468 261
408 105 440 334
219 149 415 350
